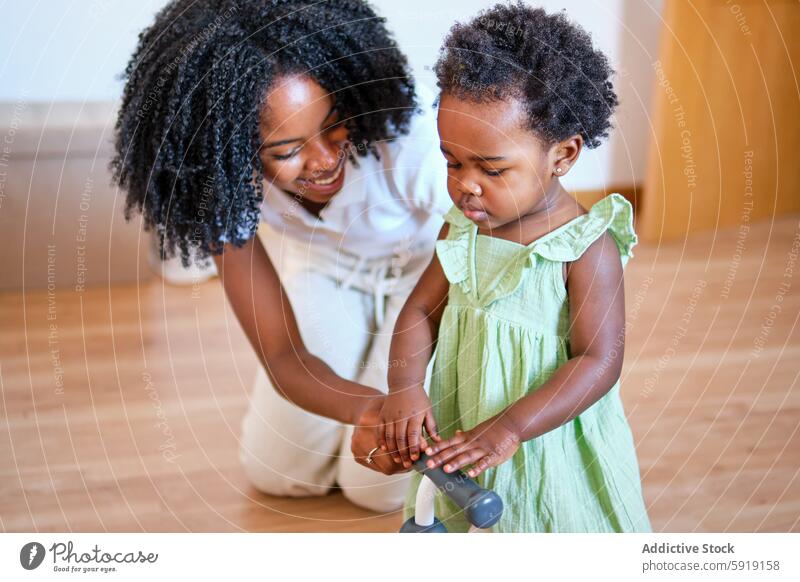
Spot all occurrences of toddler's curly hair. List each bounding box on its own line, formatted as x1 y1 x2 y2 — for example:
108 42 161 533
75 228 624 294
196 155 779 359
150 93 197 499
435 2 618 149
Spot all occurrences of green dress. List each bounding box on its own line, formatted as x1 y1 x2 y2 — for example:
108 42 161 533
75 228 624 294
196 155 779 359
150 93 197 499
403 193 651 533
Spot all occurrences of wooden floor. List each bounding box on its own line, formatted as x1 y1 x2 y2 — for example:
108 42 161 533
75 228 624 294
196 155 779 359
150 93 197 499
1 216 798 532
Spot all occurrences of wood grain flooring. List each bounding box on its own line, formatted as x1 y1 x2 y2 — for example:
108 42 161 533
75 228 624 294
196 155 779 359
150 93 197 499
1 216 798 532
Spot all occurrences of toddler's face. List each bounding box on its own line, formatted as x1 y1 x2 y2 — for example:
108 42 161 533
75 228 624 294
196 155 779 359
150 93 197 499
437 93 563 230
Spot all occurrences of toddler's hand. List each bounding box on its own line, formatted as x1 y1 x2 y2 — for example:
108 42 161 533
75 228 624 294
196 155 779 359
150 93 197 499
378 386 440 468
424 412 521 478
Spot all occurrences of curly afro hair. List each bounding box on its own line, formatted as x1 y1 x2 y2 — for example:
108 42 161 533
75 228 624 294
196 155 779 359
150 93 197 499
112 0 417 267
434 2 618 150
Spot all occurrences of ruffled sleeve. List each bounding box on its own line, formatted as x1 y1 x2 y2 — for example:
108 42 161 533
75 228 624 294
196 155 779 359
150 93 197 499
530 193 638 268
434 205 475 294
441 203 473 230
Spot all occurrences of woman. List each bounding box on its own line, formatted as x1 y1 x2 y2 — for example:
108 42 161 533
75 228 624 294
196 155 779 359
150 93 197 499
112 0 449 512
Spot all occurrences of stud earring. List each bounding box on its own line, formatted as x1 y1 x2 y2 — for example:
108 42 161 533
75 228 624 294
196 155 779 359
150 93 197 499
555 167 563 174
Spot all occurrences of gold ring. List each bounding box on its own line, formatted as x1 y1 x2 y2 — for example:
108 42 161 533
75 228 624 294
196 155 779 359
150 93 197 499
366 446 380 464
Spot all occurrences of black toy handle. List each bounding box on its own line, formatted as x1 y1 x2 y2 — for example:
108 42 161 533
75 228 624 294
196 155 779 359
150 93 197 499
411 452 503 529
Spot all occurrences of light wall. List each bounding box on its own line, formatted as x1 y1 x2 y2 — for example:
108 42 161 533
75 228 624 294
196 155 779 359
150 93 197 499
0 0 167 102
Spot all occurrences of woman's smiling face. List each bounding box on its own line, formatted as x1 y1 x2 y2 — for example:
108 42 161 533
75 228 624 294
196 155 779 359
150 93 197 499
437 92 565 230
258 75 350 203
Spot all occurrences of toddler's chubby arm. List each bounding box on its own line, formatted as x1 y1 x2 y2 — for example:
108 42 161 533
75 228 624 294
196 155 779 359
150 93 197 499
379 223 451 468
424 231 627 477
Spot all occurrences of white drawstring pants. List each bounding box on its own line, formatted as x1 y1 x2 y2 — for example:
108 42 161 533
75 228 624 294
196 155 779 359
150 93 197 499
239 224 435 513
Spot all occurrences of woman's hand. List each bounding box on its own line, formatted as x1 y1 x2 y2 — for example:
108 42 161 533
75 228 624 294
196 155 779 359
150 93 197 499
378 386 441 468
423 412 522 478
351 396 411 475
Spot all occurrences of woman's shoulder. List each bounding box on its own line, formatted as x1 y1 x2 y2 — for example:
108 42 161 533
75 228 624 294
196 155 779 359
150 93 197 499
377 83 438 159
374 83 450 214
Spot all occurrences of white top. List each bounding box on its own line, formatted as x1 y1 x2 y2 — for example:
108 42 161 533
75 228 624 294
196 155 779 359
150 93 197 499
258 85 451 259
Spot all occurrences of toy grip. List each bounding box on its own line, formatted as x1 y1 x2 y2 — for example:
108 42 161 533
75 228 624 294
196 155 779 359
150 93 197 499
411 452 503 529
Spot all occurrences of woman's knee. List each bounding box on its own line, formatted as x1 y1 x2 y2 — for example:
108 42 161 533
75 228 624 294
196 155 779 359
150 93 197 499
240 450 334 498
336 466 411 513
340 484 406 514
